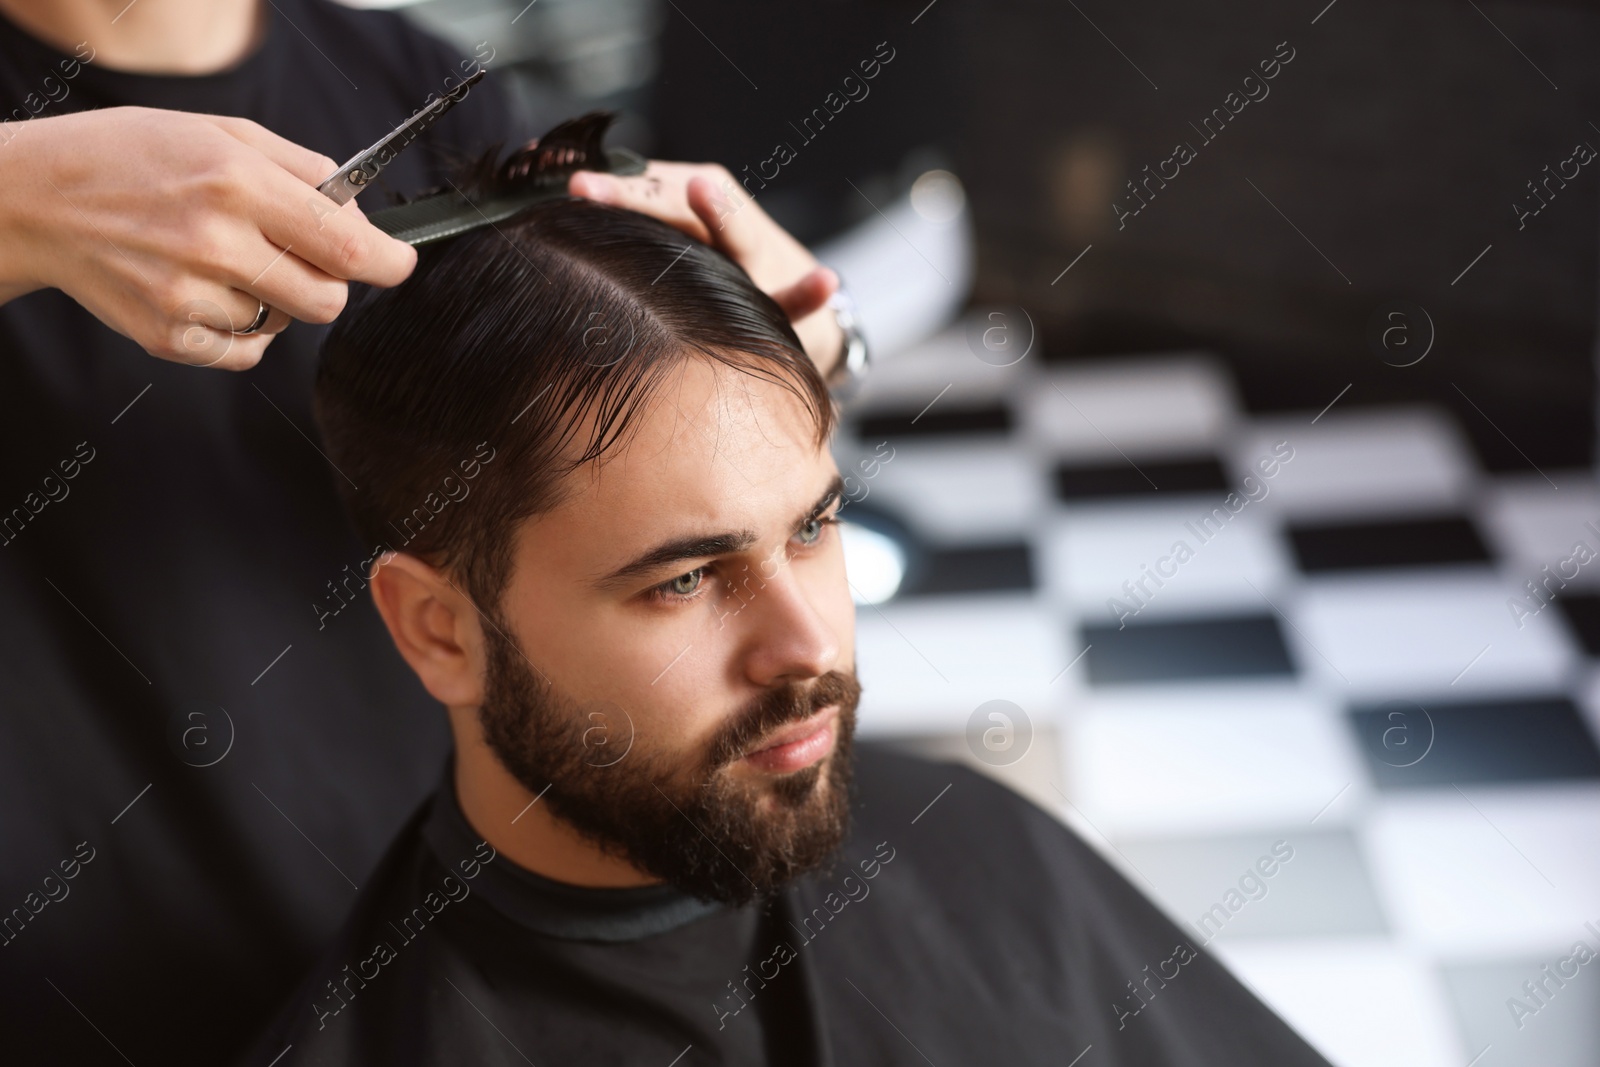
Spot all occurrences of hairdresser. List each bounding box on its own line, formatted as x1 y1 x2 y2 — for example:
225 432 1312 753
0 1 850 1063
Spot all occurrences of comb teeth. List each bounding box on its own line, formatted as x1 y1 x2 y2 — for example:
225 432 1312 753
367 138 648 246
370 191 474 240
503 111 619 187
370 189 555 246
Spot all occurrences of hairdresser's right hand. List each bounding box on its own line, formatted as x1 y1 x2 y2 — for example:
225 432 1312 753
0 106 417 370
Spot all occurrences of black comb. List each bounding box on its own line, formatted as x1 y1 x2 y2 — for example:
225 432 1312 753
368 112 647 246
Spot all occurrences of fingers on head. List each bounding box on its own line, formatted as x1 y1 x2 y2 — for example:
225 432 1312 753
775 267 839 318
574 162 715 244
807 265 840 301
685 172 748 240
567 171 616 201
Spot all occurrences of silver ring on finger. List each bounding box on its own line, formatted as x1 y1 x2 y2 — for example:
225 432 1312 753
233 298 271 335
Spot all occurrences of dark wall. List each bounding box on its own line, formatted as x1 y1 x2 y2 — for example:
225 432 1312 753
650 0 960 243
653 0 1600 468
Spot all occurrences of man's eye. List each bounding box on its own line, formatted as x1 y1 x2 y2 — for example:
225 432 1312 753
796 515 836 546
665 569 703 596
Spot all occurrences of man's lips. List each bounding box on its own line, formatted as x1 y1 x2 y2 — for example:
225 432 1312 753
741 705 839 773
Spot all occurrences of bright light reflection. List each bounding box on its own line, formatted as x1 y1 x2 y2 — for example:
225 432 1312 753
839 520 907 604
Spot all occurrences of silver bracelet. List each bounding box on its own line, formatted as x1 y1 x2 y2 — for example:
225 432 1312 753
825 284 870 401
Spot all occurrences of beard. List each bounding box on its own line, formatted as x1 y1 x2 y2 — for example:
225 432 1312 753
477 624 862 907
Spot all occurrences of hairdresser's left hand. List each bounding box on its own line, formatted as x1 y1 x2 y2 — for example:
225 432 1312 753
568 162 845 380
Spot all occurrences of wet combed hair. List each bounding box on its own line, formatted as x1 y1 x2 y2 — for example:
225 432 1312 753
315 137 836 612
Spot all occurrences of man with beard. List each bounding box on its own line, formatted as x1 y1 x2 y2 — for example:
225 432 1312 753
239 145 1332 1066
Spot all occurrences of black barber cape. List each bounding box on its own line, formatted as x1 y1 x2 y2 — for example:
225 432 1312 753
0 5 537 1063
241 744 1332 1067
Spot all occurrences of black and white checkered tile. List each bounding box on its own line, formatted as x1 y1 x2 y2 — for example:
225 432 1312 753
834 319 1600 1067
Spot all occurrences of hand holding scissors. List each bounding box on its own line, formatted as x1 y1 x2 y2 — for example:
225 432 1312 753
0 71 484 369
233 69 486 336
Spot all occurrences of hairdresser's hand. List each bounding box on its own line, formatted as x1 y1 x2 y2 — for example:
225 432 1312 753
568 162 846 379
0 106 418 370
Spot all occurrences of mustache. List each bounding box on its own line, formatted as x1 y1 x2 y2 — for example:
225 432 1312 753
704 670 861 770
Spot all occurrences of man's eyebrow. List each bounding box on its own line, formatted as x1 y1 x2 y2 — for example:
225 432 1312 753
594 531 758 591
805 473 847 524
594 473 847 591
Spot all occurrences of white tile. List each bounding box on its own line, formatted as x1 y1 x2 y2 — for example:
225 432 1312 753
1362 786 1600 956
1231 406 1478 520
1293 574 1576 697
1038 504 1290 616
854 440 1050 540
1210 938 1467 1067
1440 956 1600 1067
854 594 1075 735
1059 688 1367 836
1017 354 1238 460
1116 829 1388 941
1478 474 1600 584
846 321 1029 409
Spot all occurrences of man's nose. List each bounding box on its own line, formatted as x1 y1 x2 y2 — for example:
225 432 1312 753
734 565 841 687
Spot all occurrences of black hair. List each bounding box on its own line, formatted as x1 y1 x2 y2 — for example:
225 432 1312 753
315 134 835 612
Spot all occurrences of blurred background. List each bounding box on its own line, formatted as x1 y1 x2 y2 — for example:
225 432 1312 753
364 1 1600 1063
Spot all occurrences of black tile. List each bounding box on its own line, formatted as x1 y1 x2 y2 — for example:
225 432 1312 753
1079 614 1295 685
1053 456 1230 501
1349 696 1600 789
1556 594 1600 657
1287 515 1493 573
903 541 1035 597
855 401 1013 439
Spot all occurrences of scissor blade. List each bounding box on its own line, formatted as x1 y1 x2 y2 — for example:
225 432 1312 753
316 68 487 205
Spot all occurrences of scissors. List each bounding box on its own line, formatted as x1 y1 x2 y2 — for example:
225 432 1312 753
234 68 486 334
315 68 486 204
232 69 480 335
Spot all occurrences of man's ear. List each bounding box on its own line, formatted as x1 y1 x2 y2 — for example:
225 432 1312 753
368 553 487 708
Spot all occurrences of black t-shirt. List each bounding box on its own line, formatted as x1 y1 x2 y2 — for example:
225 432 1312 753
240 743 1333 1067
0 5 536 1064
